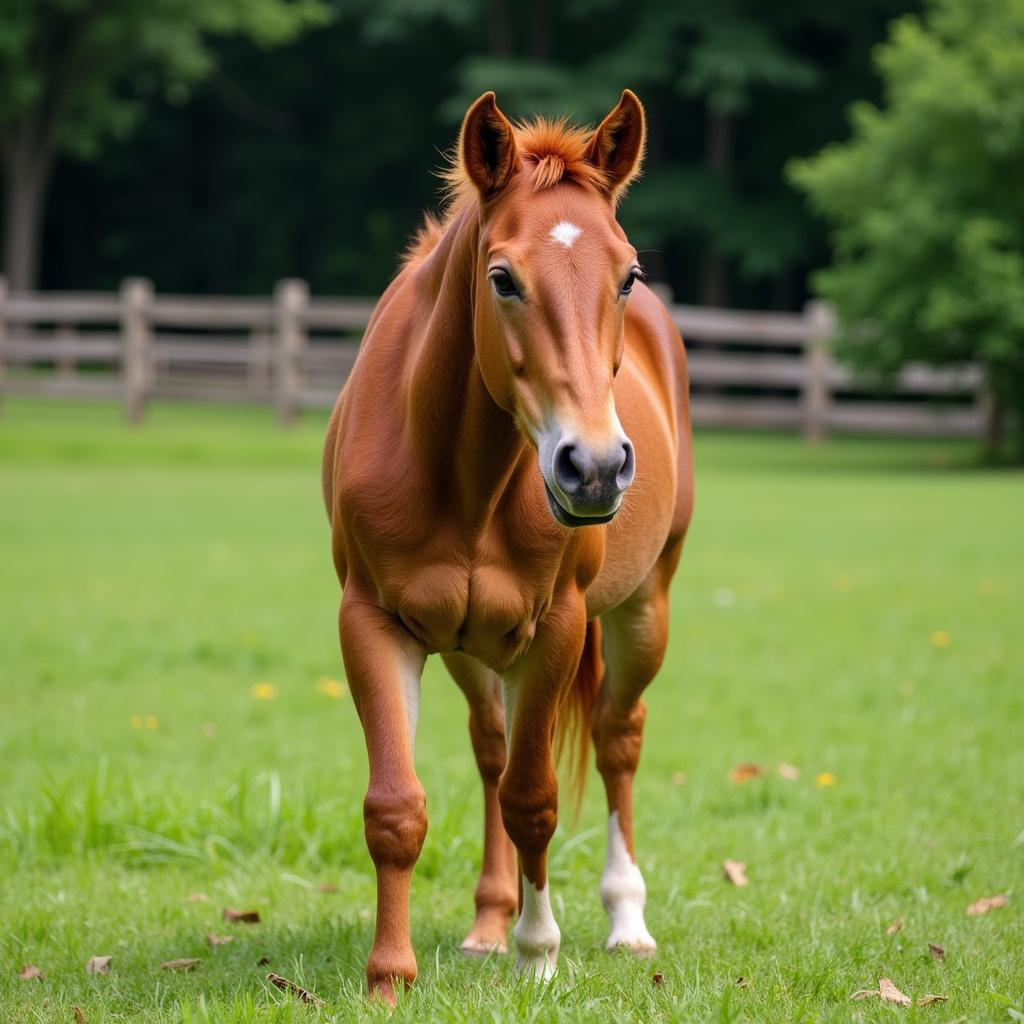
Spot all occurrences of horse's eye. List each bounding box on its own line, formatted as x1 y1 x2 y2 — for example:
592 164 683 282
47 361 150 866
489 269 519 298
620 268 643 296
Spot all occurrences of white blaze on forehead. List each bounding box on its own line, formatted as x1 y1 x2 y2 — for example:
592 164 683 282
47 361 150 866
550 221 582 248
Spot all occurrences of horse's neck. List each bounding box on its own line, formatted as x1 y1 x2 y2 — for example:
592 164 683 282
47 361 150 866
406 208 525 523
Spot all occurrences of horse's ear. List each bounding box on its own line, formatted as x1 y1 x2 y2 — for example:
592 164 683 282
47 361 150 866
459 92 519 197
586 89 646 200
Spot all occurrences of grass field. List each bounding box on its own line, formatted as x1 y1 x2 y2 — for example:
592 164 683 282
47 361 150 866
0 397 1021 1023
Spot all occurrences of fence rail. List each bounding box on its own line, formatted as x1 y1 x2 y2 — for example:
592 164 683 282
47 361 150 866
0 276 987 439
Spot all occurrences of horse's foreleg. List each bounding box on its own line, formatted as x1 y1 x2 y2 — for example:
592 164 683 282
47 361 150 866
340 592 427 1004
442 653 518 955
499 595 587 980
591 571 672 956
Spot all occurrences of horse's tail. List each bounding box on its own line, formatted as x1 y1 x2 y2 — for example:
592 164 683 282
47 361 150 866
555 618 604 821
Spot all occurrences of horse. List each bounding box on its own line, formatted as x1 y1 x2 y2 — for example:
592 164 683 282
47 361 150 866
322 89 693 1002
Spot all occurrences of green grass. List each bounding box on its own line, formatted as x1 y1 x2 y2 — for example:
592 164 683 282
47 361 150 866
0 396 1021 1023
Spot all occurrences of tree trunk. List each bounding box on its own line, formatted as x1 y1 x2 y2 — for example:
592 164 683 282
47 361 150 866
2 137 50 292
700 107 732 308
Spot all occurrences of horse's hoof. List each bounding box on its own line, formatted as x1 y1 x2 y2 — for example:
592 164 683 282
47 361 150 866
606 929 657 957
460 935 508 957
515 953 558 982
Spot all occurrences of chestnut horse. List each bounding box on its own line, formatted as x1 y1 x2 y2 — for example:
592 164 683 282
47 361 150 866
323 89 693 1001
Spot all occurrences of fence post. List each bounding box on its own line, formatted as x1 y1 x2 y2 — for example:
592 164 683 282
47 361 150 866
121 277 153 424
803 300 835 443
274 278 308 426
0 276 6 416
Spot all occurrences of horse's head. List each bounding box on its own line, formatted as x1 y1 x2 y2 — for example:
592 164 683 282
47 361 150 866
457 90 646 527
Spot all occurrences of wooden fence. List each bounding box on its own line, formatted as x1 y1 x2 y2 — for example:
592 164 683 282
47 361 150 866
0 276 986 439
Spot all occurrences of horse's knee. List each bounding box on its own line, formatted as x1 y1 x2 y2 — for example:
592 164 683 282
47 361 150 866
593 697 647 778
363 781 427 870
498 775 557 856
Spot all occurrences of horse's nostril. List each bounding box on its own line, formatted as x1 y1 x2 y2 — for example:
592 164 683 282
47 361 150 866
554 443 584 495
617 440 635 490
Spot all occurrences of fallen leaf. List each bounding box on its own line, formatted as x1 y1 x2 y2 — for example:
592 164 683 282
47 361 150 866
966 894 1006 916
651 972 665 986
723 860 749 886
223 908 261 924
850 989 877 1001
879 978 912 1006
85 955 111 975
917 994 948 1006
777 762 800 780
729 762 764 784
886 918 904 936
671 771 686 786
186 892 209 903
161 958 199 972
318 883 339 894
266 972 325 1008
257 956 271 966
18 964 44 981
736 976 749 988
73 1008 87 1024
206 933 234 947
928 942 945 961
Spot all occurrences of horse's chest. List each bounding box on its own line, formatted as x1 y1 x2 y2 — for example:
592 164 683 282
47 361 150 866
386 556 551 671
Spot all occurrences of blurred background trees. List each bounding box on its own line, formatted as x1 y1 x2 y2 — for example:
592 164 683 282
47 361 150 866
792 0 1024 458
1 0 911 306
0 0 330 292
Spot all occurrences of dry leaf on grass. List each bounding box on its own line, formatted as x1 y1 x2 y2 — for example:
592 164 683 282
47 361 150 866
651 972 665 986
928 942 945 961
206 933 233 947
318 883 339 894
851 979 912 1006
85 955 111 975
223 908 261 924
186 892 209 903
267 972 325 1008
73 1008 87 1024
777 762 800 780
671 771 686 786
917 994 948 1006
886 918 904 936
723 860 749 886
879 978 912 1006
161 958 199 972
966 894 1006 916
729 762 764 784
18 964 45 981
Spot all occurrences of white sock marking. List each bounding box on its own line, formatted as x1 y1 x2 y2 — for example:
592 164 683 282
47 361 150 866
601 811 656 954
514 879 560 980
550 221 582 248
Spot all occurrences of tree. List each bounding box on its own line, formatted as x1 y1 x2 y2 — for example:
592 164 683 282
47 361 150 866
791 0 1024 459
0 0 329 291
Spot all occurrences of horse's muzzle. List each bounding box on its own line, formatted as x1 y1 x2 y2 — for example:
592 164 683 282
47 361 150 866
543 436 635 527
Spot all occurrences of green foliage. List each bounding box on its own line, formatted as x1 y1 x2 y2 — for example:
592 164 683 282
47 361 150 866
0 0 330 159
791 0 1024 455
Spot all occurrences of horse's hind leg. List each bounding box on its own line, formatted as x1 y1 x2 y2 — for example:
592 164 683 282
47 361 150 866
592 544 680 955
442 652 518 955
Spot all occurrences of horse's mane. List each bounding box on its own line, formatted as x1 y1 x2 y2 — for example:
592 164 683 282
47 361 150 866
403 117 609 268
